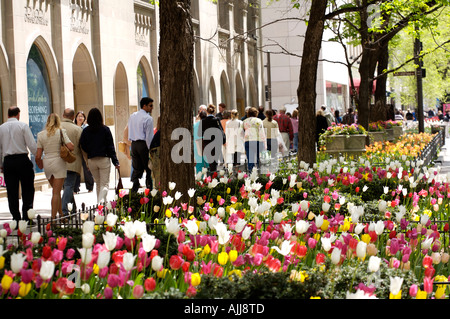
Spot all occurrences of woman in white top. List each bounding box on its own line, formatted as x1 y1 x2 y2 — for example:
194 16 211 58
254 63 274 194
225 109 245 167
36 113 74 221
242 107 267 172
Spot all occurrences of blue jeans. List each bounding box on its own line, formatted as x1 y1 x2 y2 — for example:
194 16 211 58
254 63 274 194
293 133 298 152
62 171 79 216
245 141 263 172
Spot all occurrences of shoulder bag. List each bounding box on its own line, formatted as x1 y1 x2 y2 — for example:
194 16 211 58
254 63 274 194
60 130 76 163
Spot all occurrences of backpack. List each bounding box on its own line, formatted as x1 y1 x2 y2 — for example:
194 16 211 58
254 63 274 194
342 113 354 125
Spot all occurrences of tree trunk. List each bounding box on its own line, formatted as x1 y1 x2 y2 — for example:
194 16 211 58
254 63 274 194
371 45 389 122
297 0 328 167
159 1 195 202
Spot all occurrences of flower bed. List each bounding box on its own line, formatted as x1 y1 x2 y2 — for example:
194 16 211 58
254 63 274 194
1 133 450 300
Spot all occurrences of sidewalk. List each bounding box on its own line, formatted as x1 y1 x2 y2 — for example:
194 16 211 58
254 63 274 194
0 177 136 227
1 137 450 228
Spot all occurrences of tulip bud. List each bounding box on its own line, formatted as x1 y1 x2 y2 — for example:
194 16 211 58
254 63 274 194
30 232 41 244
367 244 378 256
431 252 441 265
441 253 450 264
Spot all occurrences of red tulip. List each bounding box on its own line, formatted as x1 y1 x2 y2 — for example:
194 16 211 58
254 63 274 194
55 277 76 296
316 253 325 264
422 255 433 269
169 255 184 270
144 277 156 291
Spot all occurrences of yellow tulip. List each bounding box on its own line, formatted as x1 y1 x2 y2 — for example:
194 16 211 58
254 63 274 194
165 209 172 218
191 273 201 286
340 219 351 232
389 290 402 299
310 296 321 299
19 282 32 297
218 252 229 265
435 287 446 299
228 269 242 279
416 289 427 299
321 219 330 231
157 268 168 279
1 275 13 290
361 234 371 244
93 264 99 275
0 256 5 269
229 250 238 263
227 188 231 194
203 244 211 255
217 195 221 202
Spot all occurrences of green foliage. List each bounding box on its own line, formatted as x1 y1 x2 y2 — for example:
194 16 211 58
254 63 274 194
195 271 327 299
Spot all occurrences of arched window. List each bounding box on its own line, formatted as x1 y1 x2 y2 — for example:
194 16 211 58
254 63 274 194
27 44 52 172
137 62 149 103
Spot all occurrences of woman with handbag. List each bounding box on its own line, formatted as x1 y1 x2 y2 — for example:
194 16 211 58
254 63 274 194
80 108 120 204
35 113 74 222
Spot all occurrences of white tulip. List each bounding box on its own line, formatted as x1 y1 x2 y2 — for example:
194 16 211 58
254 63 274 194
27 209 36 220
271 240 294 256
168 182 176 190
188 188 196 198
175 191 182 201
165 217 180 236
368 256 381 273
322 202 331 213
0 229 7 239
151 255 163 272
389 276 404 296
142 234 157 253
315 215 324 228
217 207 226 218
163 196 174 206
106 213 118 227
82 221 95 234
321 237 332 252
330 247 341 265
234 218 247 233
81 283 91 294
300 200 309 212
356 241 367 259
18 220 28 233
273 212 283 224
103 232 118 251
122 252 137 271
123 221 136 239
354 223 365 235
10 253 26 274
97 250 111 269
374 220 385 235
94 213 105 225
134 220 147 238
420 214 429 226
242 226 253 240
185 220 199 235
30 232 41 244
40 260 56 281
82 233 95 249
151 189 158 197
378 200 387 213
421 236 433 250
214 222 231 245
77 248 93 264
295 220 310 235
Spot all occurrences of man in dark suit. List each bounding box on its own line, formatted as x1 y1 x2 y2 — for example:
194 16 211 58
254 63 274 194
201 104 226 174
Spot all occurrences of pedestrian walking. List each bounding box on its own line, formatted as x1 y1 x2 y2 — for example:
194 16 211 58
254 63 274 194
127 97 154 193
74 111 94 193
194 111 208 174
273 106 293 157
0 107 37 226
242 107 267 172
60 109 82 216
225 109 245 167
80 108 120 204
149 117 161 189
35 113 74 222
316 109 329 151
263 110 279 162
201 104 226 174
291 109 299 152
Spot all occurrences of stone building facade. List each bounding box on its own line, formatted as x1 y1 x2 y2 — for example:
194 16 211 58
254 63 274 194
0 0 264 179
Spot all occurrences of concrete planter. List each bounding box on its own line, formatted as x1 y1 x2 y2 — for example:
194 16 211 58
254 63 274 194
325 134 367 153
368 131 386 143
393 126 403 140
385 128 394 141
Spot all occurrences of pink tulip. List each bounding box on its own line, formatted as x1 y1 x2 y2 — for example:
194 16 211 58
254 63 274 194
423 277 434 294
133 285 144 299
104 287 113 299
409 284 418 297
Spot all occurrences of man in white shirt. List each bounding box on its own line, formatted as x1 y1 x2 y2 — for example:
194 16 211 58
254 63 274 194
128 97 154 192
0 107 37 225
